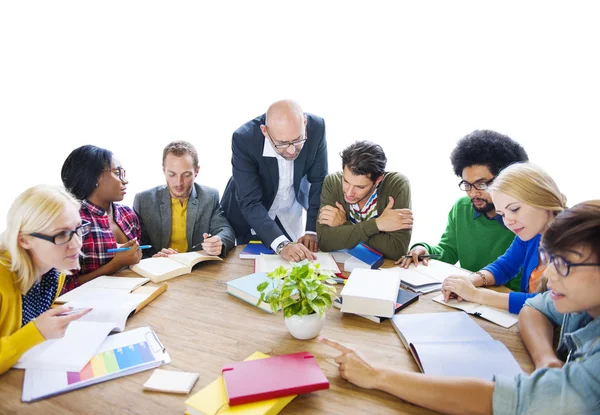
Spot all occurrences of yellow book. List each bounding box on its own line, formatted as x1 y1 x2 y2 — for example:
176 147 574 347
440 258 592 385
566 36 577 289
184 352 296 415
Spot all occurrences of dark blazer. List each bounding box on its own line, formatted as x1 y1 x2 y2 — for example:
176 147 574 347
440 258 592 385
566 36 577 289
221 113 328 247
133 183 235 257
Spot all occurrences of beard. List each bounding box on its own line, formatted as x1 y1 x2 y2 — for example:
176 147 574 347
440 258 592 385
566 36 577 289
471 198 495 214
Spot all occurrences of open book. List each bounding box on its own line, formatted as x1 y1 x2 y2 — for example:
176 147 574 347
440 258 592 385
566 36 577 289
55 276 167 313
386 260 471 293
131 251 222 283
391 312 522 380
255 253 341 275
432 293 518 328
15 291 144 371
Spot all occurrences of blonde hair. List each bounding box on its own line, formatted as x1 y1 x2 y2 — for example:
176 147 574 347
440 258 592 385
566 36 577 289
0 185 80 294
489 162 567 215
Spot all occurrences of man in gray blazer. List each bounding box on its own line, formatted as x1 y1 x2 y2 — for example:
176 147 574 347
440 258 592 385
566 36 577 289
133 141 235 258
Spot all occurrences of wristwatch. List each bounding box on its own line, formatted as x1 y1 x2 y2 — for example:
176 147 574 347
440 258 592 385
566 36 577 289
275 240 291 255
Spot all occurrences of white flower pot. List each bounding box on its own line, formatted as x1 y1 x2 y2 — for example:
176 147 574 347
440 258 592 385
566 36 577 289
284 313 326 340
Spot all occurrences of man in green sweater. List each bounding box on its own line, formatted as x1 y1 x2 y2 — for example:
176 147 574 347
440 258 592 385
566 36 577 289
396 130 529 291
317 141 412 259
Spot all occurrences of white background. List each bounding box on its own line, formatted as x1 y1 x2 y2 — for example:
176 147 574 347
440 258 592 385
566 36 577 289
1 1 598 246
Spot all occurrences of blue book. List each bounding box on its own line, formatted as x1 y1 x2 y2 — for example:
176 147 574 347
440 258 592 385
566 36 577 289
239 243 275 259
347 243 384 269
226 272 277 313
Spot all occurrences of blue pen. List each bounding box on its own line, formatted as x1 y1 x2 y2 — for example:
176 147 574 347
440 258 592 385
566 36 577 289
107 245 152 253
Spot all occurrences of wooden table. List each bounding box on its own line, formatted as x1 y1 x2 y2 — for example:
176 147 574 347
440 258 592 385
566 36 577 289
0 246 534 415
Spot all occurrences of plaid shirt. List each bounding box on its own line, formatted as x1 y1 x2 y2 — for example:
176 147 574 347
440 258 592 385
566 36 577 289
62 199 141 293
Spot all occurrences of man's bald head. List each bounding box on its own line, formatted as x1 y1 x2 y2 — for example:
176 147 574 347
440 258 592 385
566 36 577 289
264 100 306 142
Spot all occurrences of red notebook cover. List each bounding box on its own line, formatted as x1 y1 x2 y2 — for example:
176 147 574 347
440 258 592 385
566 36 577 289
222 351 330 405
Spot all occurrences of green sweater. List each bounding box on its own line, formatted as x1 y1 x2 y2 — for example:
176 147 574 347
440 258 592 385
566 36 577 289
317 171 411 259
416 196 522 291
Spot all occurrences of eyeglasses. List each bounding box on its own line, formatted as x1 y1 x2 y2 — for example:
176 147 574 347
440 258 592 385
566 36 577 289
539 246 600 277
458 177 495 191
104 167 126 180
265 126 307 150
30 220 91 245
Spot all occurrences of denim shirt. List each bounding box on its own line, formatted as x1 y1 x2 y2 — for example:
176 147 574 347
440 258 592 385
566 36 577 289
492 291 600 414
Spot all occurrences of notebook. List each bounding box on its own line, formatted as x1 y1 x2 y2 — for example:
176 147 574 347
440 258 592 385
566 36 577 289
431 293 518 328
143 369 199 394
130 251 222 283
334 288 419 323
339 268 401 318
389 260 471 293
56 276 167 314
226 272 278 313
21 327 170 402
240 243 275 259
346 242 384 269
391 312 522 380
255 252 341 275
222 351 329 406
185 352 296 415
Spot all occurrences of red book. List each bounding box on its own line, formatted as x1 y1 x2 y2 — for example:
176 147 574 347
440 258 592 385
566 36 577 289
222 351 330 405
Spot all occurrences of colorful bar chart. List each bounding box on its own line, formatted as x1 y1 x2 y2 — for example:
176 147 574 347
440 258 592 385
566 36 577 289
66 341 155 385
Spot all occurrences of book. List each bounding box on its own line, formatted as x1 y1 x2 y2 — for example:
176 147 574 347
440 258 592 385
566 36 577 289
340 268 401 318
346 242 384 269
391 312 522 380
143 369 199 394
130 251 222 283
240 243 275 259
333 288 419 323
222 351 329 406
431 294 518 328
56 276 167 314
185 351 296 415
21 327 170 402
329 249 352 263
255 253 341 274
388 260 471 293
226 272 277 313
15 291 147 371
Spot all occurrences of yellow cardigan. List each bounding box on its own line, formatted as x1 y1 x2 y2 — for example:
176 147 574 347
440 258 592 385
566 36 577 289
0 263 65 375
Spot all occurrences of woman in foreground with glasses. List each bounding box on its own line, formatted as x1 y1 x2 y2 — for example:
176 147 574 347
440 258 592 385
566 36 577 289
321 200 600 414
60 145 142 293
441 162 567 314
0 185 91 374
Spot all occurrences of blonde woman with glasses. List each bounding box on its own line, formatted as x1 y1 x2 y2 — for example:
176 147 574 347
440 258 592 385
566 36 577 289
441 162 567 314
0 185 91 374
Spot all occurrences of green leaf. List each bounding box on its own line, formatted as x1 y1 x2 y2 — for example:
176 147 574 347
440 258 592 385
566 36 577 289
256 281 270 293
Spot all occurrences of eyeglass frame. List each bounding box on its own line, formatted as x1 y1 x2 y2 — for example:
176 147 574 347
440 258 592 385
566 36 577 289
103 167 127 181
539 246 600 277
264 125 307 150
29 220 91 245
458 177 495 191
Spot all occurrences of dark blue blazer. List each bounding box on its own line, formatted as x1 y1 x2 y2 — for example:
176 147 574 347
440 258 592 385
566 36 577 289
221 113 328 247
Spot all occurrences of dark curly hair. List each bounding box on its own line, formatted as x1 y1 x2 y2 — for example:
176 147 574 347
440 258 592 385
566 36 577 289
61 145 113 200
450 130 528 177
341 141 387 181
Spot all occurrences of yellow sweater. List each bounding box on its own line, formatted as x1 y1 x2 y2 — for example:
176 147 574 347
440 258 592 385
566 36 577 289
0 263 65 374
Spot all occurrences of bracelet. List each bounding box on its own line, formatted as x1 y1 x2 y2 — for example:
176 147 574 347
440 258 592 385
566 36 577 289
472 271 488 286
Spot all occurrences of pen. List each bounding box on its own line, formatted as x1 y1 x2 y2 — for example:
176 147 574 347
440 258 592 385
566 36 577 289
403 254 441 259
333 277 347 284
190 234 212 251
107 245 152 253
57 307 90 316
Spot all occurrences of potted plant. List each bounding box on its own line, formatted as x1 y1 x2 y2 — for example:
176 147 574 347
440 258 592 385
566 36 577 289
256 262 338 340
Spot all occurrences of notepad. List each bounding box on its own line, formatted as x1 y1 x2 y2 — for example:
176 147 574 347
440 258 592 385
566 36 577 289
432 294 518 328
21 327 170 402
222 352 329 405
391 312 522 380
143 369 199 394
185 352 296 415
255 253 341 274
131 251 222 283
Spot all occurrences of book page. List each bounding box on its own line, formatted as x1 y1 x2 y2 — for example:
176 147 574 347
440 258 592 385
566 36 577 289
431 294 480 313
56 276 149 303
409 260 470 283
132 257 189 281
432 293 518 328
169 251 221 268
66 292 146 331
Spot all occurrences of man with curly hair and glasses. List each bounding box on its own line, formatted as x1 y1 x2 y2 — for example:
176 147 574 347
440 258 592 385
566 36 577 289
397 130 528 291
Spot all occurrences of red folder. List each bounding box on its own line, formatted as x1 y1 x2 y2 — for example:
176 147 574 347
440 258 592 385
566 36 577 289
222 351 330 405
